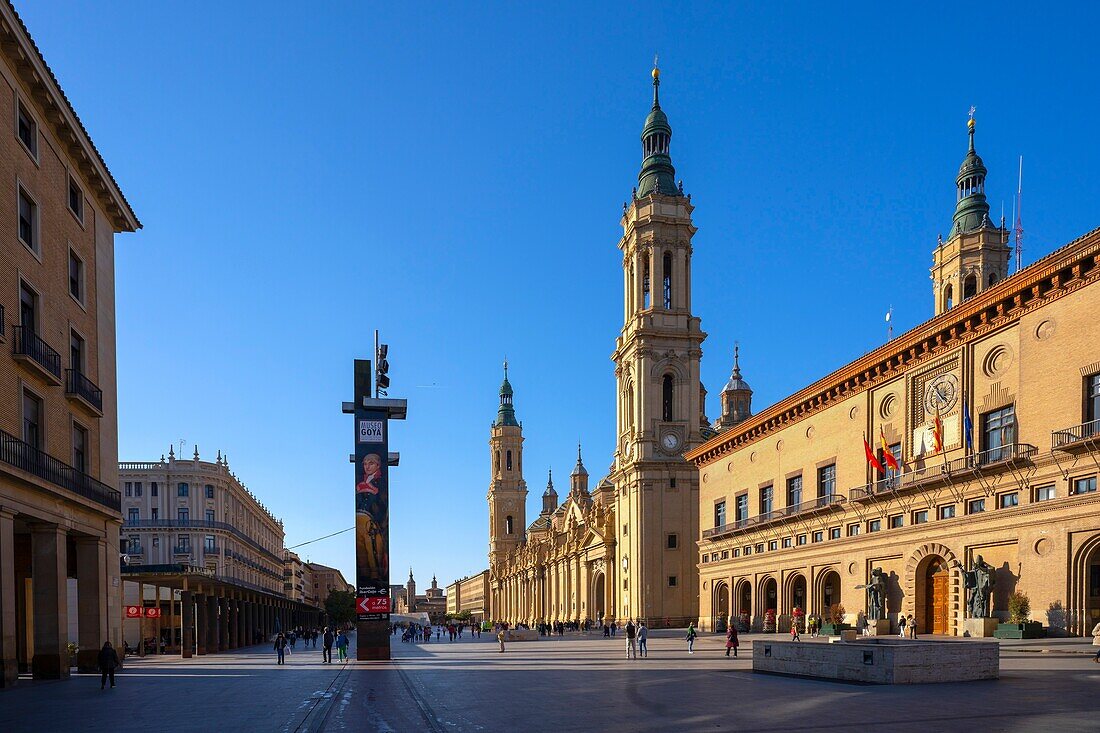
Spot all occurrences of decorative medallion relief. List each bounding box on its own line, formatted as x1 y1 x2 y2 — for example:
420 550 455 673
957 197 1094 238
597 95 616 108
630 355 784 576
1035 320 1056 341
879 393 897 420
981 345 1014 378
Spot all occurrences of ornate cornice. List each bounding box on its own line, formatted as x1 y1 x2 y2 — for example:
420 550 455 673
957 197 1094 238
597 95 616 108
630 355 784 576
0 2 140 231
687 225 1100 467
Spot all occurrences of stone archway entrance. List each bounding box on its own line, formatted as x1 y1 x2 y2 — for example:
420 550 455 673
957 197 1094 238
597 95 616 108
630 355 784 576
714 581 730 631
737 580 752 627
761 577 778 630
920 557 950 635
819 569 841 615
592 573 605 623
790 574 807 613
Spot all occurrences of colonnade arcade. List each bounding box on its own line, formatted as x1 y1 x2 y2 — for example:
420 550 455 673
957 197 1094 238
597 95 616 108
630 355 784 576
121 569 323 658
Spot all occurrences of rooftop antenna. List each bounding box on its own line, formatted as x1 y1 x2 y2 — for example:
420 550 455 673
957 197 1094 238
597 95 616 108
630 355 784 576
1014 156 1024 272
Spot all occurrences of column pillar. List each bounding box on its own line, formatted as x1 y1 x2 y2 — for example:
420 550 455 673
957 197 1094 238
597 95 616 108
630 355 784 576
30 524 68 680
195 592 208 655
74 537 108 672
181 590 194 658
218 596 229 651
0 509 17 687
206 595 218 653
229 597 239 649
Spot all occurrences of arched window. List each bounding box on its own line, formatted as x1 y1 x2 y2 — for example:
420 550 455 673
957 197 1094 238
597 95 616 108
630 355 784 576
944 284 954 311
506 450 513 471
642 256 651 309
662 374 674 421
988 272 998 287
495 450 500 474
963 274 977 301
626 382 635 428
663 252 672 309
506 516 514 535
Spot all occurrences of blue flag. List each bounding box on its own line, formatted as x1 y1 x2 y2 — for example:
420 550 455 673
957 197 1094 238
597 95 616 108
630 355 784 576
963 395 974 452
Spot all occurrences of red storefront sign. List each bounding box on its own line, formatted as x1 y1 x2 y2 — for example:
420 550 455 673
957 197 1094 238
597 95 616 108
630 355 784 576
145 607 162 619
125 606 143 618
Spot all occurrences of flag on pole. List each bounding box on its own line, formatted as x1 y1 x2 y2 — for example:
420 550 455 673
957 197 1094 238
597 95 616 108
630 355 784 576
962 394 974 453
880 427 900 472
932 405 944 454
864 434 885 473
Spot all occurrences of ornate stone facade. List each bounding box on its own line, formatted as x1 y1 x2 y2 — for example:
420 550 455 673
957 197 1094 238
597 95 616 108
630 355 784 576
690 119 1100 637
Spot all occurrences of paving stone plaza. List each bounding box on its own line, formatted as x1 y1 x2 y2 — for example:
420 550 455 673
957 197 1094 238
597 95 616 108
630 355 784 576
3 630 1099 732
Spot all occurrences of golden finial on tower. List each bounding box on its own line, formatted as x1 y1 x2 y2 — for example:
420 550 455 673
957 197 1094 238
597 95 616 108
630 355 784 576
968 105 976 129
652 53 660 79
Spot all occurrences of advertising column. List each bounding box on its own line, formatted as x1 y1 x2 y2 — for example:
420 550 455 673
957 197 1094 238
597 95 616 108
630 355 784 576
353 359 392 660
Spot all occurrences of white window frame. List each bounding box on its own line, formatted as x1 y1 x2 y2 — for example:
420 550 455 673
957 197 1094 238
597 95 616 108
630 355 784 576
17 182 41 259
16 99 39 162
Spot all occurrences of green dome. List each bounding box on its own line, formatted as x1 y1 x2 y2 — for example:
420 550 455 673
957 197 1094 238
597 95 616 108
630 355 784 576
636 65 679 198
951 118 992 235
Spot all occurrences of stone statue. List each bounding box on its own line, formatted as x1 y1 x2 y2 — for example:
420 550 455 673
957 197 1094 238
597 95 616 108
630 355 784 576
956 555 996 618
855 567 887 621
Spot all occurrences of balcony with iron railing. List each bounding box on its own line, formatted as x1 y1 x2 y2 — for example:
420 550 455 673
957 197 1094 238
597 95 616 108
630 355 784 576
65 368 103 414
0 428 120 511
702 494 846 540
12 325 61 384
122 518 281 562
849 443 1038 502
1052 419 1100 452
173 545 193 555
203 544 220 556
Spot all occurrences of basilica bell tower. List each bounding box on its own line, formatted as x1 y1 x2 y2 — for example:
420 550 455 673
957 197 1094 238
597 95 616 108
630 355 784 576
610 62 704 623
487 363 527 570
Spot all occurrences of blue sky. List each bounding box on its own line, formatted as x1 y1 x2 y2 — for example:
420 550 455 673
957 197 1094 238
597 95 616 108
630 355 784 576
21 1 1100 588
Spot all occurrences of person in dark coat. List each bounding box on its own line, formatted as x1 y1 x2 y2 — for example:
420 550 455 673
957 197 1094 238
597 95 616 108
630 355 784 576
725 625 739 657
274 633 288 664
98 641 120 689
322 627 335 663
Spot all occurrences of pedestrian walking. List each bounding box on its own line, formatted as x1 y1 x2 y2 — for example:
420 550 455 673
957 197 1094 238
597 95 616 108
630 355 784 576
322 627 335 663
336 630 349 661
725 624 739 657
908 614 917 639
790 622 800 642
1091 620 1100 663
288 631 296 654
625 620 638 659
899 614 907 638
274 633 288 665
97 641 119 689
497 630 506 653
638 622 648 658
808 615 817 638
686 622 697 654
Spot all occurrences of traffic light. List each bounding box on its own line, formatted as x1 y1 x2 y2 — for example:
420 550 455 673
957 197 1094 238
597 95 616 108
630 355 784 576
375 343 390 395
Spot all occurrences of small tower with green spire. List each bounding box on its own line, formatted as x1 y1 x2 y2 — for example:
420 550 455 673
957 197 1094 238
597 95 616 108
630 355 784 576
931 109 1010 316
487 360 527 571
636 57 681 198
569 443 590 500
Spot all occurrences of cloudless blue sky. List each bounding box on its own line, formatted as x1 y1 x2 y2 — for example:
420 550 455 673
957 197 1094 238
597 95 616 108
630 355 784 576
19 1 1100 589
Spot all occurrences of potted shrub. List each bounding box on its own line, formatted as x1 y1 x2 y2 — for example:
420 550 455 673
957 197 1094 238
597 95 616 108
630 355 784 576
994 591 1044 639
763 608 777 633
737 613 750 633
820 603 850 635
715 615 728 633
66 642 79 669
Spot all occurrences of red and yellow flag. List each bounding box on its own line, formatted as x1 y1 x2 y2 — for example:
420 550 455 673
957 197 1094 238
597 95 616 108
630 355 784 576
880 427 900 472
932 405 944 454
863 434 885 473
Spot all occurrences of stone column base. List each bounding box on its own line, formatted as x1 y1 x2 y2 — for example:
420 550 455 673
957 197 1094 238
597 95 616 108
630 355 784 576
964 617 999 637
31 653 69 680
867 619 892 636
76 649 100 673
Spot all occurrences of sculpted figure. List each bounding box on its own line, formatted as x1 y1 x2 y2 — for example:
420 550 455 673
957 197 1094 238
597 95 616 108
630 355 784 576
956 555 996 618
855 567 887 621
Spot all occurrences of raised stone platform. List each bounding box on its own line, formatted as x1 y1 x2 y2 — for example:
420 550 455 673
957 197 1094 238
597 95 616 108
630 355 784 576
753 638 999 684
502 629 539 642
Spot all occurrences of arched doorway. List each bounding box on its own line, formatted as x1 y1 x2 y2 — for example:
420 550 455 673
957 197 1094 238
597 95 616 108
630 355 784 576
761 577 778 630
790 574 807 613
737 580 751 628
819 569 841 615
714 581 730 631
918 557 950 634
592 573 605 623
